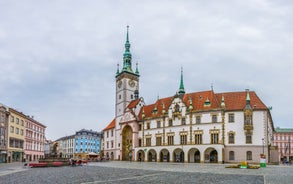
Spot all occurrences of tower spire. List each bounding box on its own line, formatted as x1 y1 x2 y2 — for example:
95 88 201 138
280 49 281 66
178 67 185 98
245 89 252 109
122 25 132 72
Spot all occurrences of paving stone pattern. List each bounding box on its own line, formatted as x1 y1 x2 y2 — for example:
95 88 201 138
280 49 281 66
0 162 292 184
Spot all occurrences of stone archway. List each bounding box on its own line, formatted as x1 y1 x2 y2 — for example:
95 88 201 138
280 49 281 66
173 148 184 163
148 149 157 162
137 150 145 162
160 149 170 162
122 125 133 161
188 148 200 163
204 148 218 163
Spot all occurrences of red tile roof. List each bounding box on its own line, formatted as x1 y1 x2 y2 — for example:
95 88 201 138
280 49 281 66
138 90 267 119
127 99 141 109
103 118 115 131
216 91 267 111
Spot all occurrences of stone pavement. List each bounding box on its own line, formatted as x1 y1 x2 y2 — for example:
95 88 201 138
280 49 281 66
0 161 292 184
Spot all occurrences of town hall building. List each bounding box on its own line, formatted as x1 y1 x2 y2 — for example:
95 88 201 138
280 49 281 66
103 27 276 164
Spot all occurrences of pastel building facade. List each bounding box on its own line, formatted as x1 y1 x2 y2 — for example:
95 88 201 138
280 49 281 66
273 127 293 163
74 129 102 159
103 119 116 159
24 116 46 161
103 27 276 164
56 135 75 158
7 108 26 162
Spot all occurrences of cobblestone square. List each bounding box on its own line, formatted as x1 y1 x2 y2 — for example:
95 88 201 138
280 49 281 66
0 161 292 184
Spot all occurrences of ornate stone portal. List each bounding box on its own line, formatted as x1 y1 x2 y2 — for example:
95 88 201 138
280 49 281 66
122 125 133 160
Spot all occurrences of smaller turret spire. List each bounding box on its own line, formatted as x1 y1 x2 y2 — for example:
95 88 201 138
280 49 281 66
221 95 225 108
135 62 139 74
178 67 185 98
245 89 252 109
189 96 193 111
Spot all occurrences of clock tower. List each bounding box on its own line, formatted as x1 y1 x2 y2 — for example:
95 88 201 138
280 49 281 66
115 26 140 119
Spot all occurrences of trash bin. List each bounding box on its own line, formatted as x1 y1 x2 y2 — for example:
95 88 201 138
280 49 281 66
260 158 266 167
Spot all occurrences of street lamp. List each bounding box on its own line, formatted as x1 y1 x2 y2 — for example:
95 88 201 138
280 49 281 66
262 138 264 155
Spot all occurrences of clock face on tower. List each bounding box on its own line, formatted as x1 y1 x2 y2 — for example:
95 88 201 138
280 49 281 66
129 80 135 88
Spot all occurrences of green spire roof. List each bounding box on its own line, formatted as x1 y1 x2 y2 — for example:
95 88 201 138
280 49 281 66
245 89 252 109
178 67 185 96
122 25 133 72
246 89 250 102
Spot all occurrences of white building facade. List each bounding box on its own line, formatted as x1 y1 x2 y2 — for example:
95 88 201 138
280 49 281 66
103 27 275 164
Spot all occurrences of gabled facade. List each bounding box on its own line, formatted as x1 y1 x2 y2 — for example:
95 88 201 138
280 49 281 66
24 116 46 162
103 27 275 163
273 127 293 163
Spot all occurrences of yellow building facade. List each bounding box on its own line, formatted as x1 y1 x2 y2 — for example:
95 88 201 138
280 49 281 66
7 108 26 162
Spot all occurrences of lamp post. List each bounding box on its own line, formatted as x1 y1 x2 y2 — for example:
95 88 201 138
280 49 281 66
262 138 264 155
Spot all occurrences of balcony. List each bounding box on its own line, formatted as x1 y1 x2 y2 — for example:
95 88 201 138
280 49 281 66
244 123 253 130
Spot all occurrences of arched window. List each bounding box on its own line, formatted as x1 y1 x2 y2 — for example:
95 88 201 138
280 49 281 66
229 151 235 160
246 151 252 160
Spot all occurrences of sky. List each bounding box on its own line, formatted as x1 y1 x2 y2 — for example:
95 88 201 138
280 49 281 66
0 0 293 140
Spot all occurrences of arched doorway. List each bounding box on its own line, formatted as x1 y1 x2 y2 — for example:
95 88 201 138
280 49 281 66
173 148 184 163
148 149 157 162
110 152 114 160
188 148 200 163
195 150 200 163
122 125 133 161
137 150 145 162
204 148 218 163
160 149 170 162
210 150 218 163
